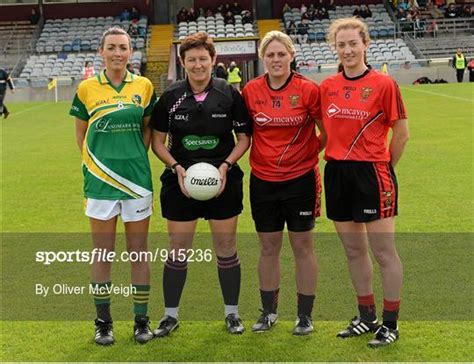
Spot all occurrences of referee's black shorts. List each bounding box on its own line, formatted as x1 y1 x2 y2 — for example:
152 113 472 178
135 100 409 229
250 168 321 233
324 160 398 223
160 165 244 221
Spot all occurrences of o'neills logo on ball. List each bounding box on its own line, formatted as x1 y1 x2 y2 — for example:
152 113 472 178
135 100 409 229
190 177 219 186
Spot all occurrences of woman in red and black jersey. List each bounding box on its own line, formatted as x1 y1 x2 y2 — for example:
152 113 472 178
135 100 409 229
242 31 326 336
320 18 409 347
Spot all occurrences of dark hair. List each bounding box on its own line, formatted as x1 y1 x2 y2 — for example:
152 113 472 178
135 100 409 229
100 26 132 50
179 31 216 60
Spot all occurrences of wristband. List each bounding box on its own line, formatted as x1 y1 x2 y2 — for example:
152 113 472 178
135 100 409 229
223 160 233 170
170 162 180 174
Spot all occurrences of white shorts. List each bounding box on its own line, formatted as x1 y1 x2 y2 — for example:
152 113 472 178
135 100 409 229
85 195 153 222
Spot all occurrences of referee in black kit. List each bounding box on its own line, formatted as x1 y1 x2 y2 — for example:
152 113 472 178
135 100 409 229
0 67 15 119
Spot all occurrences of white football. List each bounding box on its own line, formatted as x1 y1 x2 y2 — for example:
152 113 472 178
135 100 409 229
184 162 222 201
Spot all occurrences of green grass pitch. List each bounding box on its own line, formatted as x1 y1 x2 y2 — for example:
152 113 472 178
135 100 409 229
1 83 473 361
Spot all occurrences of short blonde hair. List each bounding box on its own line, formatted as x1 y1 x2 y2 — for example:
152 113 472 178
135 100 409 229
327 17 370 48
258 30 296 59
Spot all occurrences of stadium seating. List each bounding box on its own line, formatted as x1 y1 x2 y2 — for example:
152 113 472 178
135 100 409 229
36 16 148 54
285 3 417 68
294 38 415 68
412 36 474 59
16 15 148 85
19 50 143 84
176 12 257 39
284 4 396 41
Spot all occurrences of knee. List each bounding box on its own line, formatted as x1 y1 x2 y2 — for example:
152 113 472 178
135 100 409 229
344 244 368 262
372 249 400 269
260 241 281 258
291 241 314 259
215 238 237 257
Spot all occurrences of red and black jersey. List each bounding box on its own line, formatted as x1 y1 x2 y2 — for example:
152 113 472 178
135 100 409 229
242 72 321 182
320 69 407 162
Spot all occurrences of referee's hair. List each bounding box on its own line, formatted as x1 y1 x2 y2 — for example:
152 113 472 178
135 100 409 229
100 26 132 50
179 31 216 60
258 30 296 59
327 17 371 48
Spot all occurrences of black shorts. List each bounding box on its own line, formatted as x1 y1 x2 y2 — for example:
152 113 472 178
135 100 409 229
0 90 5 112
324 160 398 223
160 166 244 221
250 168 321 233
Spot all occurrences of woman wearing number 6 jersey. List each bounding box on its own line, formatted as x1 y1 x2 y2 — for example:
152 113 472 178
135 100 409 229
70 27 157 345
321 18 409 348
150 32 251 336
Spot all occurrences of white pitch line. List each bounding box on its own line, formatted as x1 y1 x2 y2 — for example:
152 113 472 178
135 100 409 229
7 103 51 118
400 86 473 103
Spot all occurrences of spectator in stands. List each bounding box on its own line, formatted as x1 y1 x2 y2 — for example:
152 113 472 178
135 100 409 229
315 0 324 10
215 62 228 80
216 4 224 15
412 12 425 38
445 4 459 18
328 0 336 11
82 61 95 80
224 11 235 25
319 7 330 20
398 0 410 11
128 23 139 39
467 58 474 82
283 3 292 15
0 67 14 119
397 7 408 21
188 8 197 22
353 6 361 17
301 3 307 15
461 5 472 18
297 21 309 44
120 8 130 21
302 10 312 23
29 8 39 25
127 63 141 76
130 6 140 21
206 8 214 17
242 10 253 24
227 61 242 90
426 0 443 19
452 48 467 82
177 7 188 23
287 20 298 42
231 1 243 15
426 19 439 37
359 5 372 19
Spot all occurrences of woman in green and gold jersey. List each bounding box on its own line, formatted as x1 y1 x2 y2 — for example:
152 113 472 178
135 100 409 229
70 27 156 346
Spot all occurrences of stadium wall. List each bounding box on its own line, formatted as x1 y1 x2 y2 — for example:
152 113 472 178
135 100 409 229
0 1 151 21
7 65 465 103
0 5 39 22
272 0 383 18
42 1 152 20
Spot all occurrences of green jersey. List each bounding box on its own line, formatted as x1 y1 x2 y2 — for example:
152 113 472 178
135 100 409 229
70 70 156 200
